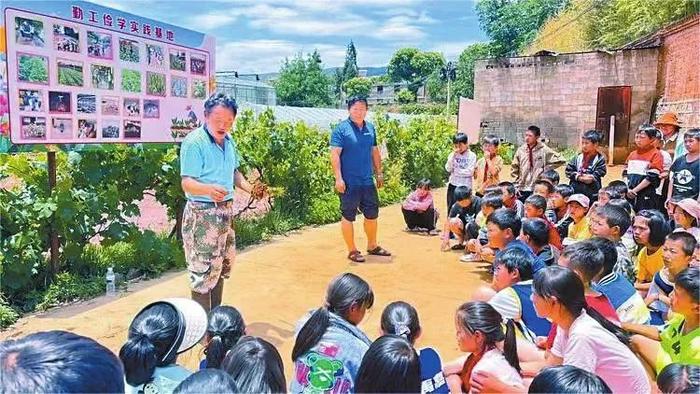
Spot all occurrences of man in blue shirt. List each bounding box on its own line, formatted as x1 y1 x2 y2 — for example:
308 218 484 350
330 97 391 262
180 93 263 311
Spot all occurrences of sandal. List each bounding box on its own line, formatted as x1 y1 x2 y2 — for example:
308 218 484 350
451 243 465 251
348 250 366 262
367 246 392 256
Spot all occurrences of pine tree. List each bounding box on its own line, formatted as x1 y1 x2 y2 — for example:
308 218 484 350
341 41 359 82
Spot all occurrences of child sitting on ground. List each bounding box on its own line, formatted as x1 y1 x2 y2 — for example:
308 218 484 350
624 125 664 212
441 186 482 251
521 218 558 266
473 135 502 197
589 204 636 283
643 232 696 325
401 179 439 235
380 301 448 393
444 302 523 394
563 194 591 245
566 129 607 201
532 179 554 199
669 198 700 242
628 267 700 375
200 305 246 369
463 193 503 262
632 210 671 295
607 198 639 261
524 194 562 250
546 184 574 240
590 237 651 325
445 133 477 211
498 181 525 218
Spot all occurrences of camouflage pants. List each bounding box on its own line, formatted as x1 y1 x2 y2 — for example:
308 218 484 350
182 200 236 294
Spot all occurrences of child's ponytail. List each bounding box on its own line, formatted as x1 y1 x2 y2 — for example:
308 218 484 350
204 306 245 369
380 301 420 345
503 319 521 373
292 273 373 361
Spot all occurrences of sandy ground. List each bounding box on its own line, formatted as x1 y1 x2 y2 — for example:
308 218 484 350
0 165 625 380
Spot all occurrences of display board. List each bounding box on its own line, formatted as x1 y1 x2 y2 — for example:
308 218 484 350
0 1 215 152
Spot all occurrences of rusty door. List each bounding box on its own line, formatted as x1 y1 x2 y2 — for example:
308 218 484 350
595 86 632 164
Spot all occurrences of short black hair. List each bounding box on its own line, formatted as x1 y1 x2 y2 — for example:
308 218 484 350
355 336 420 393
482 134 500 146
561 240 605 283
498 181 516 197
482 193 504 210
347 96 368 109
596 204 632 235
582 129 603 144
657 363 700 394
174 369 239 394
538 170 560 186
204 92 238 116
0 331 125 393
553 184 575 198
637 123 661 140
416 178 432 190
529 365 611 393
453 133 469 144
685 128 700 141
493 247 534 281
525 194 547 212
675 267 700 303
522 218 550 248
533 179 555 194
634 210 671 247
453 185 472 202
607 198 633 215
666 232 698 257
487 208 522 239
484 186 503 196
606 180 628 197
589 237 618 278
527 125 541 137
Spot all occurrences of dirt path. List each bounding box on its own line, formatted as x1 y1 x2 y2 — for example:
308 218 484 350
1 165 625 379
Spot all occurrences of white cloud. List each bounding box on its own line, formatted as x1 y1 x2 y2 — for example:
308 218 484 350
372 16 427 41
188 12 239 30
431 41 481 59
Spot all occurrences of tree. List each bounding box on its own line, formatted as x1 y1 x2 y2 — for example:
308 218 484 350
341 41 359 82
275 50 333 107
396 89 416 104
387 48 445 96
342 77 373 98
452 43 493 100
475 0 569 56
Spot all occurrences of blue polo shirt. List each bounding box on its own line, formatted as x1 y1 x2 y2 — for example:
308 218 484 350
330 118 377 186
180 126 239 202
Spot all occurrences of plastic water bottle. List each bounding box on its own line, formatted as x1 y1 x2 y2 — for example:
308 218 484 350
106 267 116 296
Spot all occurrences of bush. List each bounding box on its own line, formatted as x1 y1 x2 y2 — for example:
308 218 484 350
33 272 104 311
0 296 19 329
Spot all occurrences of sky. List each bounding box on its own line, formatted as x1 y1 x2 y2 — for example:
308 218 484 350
98 0 488 74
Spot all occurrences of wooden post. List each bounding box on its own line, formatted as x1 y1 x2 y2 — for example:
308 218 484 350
608 115 616 165
47 151 59 277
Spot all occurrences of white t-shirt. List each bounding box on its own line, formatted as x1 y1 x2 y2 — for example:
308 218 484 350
470 348 523 394
551 311 650 394
445 150 477 187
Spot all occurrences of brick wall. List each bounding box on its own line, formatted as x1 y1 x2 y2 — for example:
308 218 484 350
655 16 699 128
474 48 659 149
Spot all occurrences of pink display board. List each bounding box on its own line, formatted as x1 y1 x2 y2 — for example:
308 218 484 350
457 97 482 144
4 2 215 145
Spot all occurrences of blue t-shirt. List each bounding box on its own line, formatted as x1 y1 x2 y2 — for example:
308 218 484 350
496 239 545 274
180 126 239 202
330 118 377 186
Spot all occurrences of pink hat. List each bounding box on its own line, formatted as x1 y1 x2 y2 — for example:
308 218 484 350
566 194 590 208
670 198 700 222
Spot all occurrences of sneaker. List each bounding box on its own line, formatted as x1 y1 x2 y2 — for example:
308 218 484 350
459 253 481 263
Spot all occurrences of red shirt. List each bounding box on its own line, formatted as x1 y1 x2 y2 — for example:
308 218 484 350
545 293 620 349
545 219 563 250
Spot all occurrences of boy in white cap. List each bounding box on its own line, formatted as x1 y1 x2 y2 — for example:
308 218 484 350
563 194 591 245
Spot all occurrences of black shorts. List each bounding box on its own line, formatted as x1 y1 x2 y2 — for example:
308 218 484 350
340 184 379 221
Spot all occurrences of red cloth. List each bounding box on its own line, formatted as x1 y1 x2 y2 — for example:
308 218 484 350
545 293 620 349
545 219 563 250
581 153 596 171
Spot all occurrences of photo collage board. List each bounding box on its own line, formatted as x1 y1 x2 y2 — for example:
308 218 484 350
4 2 215 146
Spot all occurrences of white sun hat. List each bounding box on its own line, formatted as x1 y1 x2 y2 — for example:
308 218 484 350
132 297 207 362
